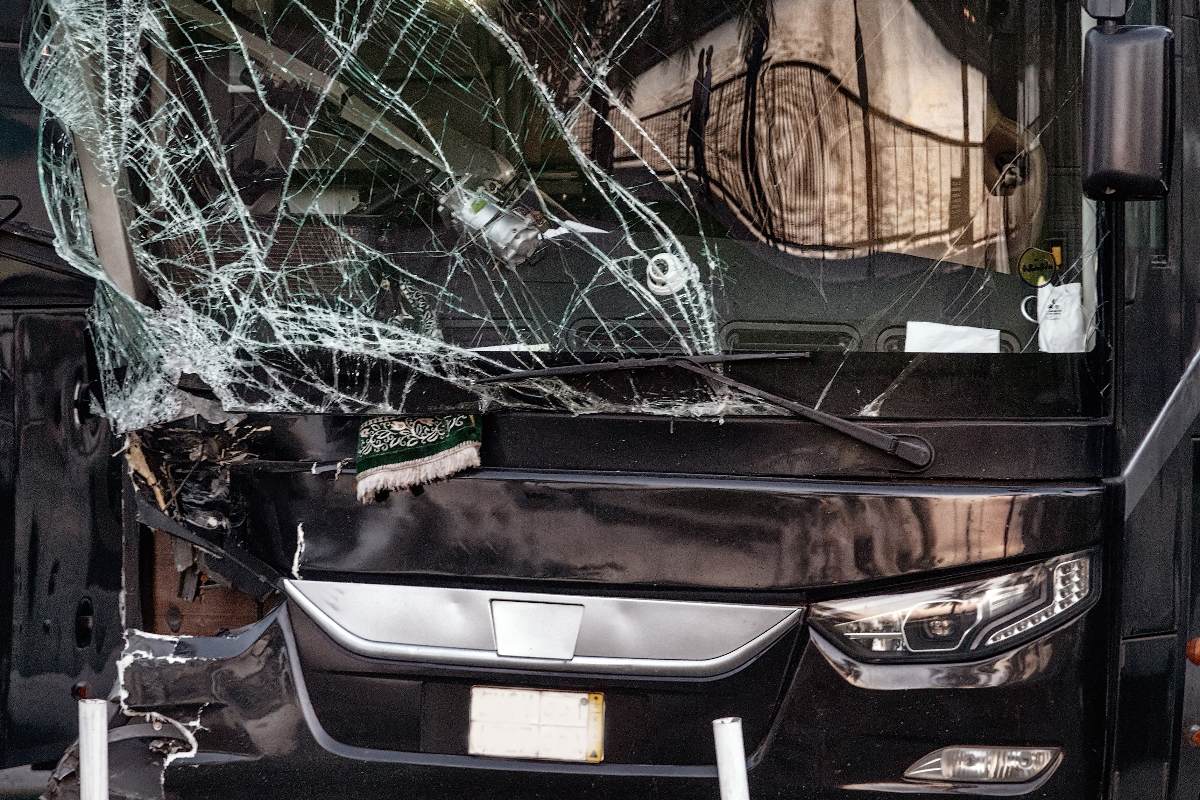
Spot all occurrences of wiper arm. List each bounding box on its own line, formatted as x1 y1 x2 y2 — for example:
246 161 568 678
475 354 934 468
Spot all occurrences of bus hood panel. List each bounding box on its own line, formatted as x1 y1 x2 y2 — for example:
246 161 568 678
239 468 1104 591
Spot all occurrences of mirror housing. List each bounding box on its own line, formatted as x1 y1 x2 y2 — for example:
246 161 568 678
1082 24 1173 200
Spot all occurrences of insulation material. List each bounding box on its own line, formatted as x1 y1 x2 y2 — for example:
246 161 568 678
21 0 1087 430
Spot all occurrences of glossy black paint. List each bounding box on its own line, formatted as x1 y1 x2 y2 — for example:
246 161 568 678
0 307 124 767
0 240 124 768
226 349 1112 425
1115 6 1200 800
479 415 1111 482
1082 24 1174 200
0 8 125 765
240 467 1104 593
254 411 1112 482
0 237 95 308
0 8 126 762
1113 634 1179 795
116 599 1106 800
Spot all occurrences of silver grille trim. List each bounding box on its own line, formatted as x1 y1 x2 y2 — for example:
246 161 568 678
284 580 802 677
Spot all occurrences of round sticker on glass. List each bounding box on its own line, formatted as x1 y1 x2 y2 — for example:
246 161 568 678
1018 248 1058 288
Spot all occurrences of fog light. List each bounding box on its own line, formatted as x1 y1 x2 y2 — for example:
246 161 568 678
905 746 1060 784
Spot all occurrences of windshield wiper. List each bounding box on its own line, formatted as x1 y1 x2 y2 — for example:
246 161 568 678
475 354 934 468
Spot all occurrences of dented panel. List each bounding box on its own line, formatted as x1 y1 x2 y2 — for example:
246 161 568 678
244 469 1105 590
106 600 1105 798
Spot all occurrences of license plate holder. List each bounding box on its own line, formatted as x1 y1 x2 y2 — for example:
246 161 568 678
468 686 605 763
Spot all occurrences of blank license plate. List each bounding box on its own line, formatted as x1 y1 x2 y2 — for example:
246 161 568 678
468 686 605 763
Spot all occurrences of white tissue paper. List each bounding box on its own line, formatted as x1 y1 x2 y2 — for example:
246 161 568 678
904 321 1001 354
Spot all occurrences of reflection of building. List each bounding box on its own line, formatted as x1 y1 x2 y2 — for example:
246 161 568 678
573 0 1046 269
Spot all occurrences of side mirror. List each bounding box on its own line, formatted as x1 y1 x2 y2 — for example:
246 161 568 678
1082 24 1173 200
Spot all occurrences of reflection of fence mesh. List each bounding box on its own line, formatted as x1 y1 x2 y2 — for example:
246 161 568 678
578 60 1032 255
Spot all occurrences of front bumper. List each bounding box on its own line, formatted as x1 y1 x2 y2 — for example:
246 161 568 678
120 594 1106 800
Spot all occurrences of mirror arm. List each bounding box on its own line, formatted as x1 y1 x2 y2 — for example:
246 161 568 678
1083 0 1125 23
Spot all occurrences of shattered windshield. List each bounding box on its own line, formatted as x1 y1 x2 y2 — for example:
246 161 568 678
22 0 1095 429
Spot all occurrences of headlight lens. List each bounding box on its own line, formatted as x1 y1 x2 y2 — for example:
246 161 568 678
809 550 1098 661
905 746 1061 784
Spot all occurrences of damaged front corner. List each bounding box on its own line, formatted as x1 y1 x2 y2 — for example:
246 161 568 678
115 610 312 794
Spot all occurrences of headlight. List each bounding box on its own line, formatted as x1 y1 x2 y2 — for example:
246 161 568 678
905 746 1062 784
809 550 1098 661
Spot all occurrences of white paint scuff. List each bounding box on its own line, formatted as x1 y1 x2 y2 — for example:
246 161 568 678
292 523 305 579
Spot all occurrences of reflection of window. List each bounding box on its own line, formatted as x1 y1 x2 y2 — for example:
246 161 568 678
570 0 1069 275
578 65 1008 259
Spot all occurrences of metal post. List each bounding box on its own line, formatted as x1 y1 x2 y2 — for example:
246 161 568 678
712 716 750 800
78 699 109 800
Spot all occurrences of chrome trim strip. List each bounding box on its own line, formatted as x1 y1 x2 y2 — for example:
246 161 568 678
284 580 802 677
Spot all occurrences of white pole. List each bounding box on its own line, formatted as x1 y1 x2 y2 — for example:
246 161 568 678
78 699 109 800
712 717 750 800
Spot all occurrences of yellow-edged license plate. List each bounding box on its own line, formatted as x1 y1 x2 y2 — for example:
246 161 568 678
468 686 605 763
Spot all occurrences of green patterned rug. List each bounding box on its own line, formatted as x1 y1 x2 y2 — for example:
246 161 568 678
356 415 482 503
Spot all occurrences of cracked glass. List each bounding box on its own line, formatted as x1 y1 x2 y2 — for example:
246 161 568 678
22 0 1094 430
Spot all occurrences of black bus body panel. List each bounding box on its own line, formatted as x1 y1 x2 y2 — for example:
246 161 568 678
242 467 1104 592
0 240 125 767
119 601 1107 800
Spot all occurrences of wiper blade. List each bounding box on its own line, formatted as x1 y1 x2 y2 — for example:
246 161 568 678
475 354 934 469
